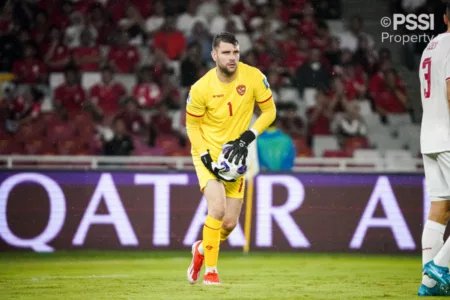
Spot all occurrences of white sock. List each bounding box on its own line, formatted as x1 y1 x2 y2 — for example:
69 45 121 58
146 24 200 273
433 230 450 268
198 242 204 255
205 266 217 274
422 220 445 287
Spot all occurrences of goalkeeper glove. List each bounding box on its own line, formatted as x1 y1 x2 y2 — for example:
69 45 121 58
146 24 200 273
200 151 236 182
224 130 256 165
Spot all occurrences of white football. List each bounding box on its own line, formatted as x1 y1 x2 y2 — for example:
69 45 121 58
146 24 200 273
217 146 248 180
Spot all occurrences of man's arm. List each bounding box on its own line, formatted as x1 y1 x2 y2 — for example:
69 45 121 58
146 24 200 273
185 90 207 155
225 69 276 165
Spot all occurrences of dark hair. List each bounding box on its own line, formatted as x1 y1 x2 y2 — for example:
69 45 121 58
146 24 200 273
101 64 114 73
212 32 238 49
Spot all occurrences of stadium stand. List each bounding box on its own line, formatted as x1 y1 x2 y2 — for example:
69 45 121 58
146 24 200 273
0 0 421 163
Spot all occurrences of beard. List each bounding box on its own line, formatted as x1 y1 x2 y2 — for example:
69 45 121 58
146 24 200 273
217 63 236 77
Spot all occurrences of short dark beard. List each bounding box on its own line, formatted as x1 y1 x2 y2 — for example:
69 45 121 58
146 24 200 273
218 64 235 77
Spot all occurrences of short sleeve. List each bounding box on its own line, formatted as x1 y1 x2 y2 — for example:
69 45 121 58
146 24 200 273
186 87 206 118
253 69 273 104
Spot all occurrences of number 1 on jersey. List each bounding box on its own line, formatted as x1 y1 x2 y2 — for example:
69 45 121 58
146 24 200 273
422 57 431 98
227 102 233 116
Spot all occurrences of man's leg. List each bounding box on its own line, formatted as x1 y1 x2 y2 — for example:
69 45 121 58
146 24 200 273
220 197 243 243
422 201 449 286
202 179 226 284
420 153 450 295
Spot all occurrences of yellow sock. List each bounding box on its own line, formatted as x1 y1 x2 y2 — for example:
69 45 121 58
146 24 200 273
220 228 233 243
202 215 223 268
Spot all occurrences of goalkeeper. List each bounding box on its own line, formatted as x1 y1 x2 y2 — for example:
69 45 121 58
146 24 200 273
185 32 276 285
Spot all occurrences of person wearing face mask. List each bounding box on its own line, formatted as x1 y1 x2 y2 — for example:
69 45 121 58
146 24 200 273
295 47 331 97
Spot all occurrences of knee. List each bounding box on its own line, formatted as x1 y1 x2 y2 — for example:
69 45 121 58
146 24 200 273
222 218 238 232
208 198 226 220
428 203 450 224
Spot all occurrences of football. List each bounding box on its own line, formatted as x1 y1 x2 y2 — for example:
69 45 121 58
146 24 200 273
217 146 248 180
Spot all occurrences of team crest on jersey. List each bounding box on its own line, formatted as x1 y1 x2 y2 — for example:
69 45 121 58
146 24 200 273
236 85 246 96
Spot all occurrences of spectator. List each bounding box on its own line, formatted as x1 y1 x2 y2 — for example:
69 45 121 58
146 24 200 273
133 66 162 109
209 0 245 36
12 42 48 85
103 118 134 156
0 1 13 34
400 0 427 13
72 29 101 72
353 35 378 76
187 21 213 64
150 48 174 85
181 42 205 87
338 15 375 53
331 102 367 147
266 69 282 103
375 69 409 115
257 117 296 171
325 36 342 68
153 15 186 60
297 2 317 40
279 102 305 137
4 86 42 134
295 47 331 96
48 0 72 29
148 102 175 146
176 0 208 36
65 11 97 49
311 20 331 52
107 30 141 73
249 4 283 35
307 89 334 137
231 0 260 29
341 62 367 100
145 0 166 37
328 76 350 113
89 65 127 117
368 59 393 100
119 4 146 45
159 73 181 110
285 36 309 76
115 97 146 135
43 25 71 72
88 4 114 45
31 11 50 45
54 67 86 117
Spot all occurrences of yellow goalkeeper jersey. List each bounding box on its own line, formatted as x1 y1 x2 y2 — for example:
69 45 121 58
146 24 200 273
186 62 275 158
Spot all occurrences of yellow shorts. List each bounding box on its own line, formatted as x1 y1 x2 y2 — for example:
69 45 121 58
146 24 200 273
192 155 246 199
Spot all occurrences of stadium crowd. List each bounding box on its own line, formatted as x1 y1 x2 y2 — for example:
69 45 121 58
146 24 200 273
0 0 413 159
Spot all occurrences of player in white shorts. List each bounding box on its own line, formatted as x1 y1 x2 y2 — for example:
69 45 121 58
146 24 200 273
418 2 450 296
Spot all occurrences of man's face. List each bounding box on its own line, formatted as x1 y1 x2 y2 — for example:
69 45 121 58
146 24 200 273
212 41 240 76
102 70 113 84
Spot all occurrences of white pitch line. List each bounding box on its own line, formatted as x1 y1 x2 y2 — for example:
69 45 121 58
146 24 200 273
31 274 130 281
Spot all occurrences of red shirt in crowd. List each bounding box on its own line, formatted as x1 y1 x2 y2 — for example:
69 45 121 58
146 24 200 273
151 114 173 134
115 111 146 134
54 83 86 110
89 82 126 113
133 83 162 109
72 46 101 72
42 43 71 72
298 19 316 40
130 0 152 18
12 59 47 84
107 46 140 73
153 31 186 60
284 49 308 72
8 95 41 120
375 86 407 113
307 107 331 135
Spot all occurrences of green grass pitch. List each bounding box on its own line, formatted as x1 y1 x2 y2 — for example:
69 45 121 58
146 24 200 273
0 251 428 299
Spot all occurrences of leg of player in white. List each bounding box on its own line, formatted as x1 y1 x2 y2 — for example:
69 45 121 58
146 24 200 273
420 153 450 296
